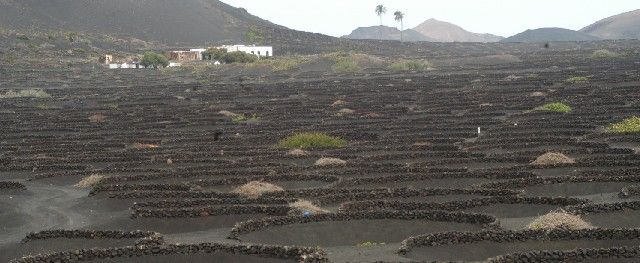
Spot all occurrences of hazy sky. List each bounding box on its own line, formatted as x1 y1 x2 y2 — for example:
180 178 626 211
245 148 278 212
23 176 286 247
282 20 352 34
222 0 638 37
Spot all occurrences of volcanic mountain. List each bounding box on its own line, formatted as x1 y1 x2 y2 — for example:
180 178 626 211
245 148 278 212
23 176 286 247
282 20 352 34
580 9 640 39
343 26 434 42
412 18 503 42
0 0 328 45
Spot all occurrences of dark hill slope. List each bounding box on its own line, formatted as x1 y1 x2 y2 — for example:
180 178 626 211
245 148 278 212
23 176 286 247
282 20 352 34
502 28 601 43
581 9 640 39
0 0 289 45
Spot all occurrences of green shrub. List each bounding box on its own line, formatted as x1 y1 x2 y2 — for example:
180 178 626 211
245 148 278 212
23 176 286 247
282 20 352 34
566 76 589 84
387 59 430 72
232 113 260 123
202 48 227 61
591 49 620 59
141 51 169 68
606 116 640 133
0 89 51 99
535 102 572 113
332 59 360 73
278 132 346 149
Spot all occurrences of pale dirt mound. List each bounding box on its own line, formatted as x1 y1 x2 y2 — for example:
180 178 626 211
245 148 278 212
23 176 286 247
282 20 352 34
527 211 592 230
218 110 238 117
288 199 329 215
531 152 575 166
88 114 106 123
530 91 546 97
74 174 104 188
231 181 284 199
331 100 347 107
315 157 346 166
286 149 309 157
338 108 355 114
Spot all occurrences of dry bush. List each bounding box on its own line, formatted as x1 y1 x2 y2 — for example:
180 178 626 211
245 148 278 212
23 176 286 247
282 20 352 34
527 211 593 230
315 157 346 167
231 181 284 199
74 174 104 188
331 100 347 107
413 141 432 146
218 110 238 117
288 199 329 215
287 149 309 157
530 91 546 97
531 152 575 166
88 114 106 123
130 143 159 149
338 108 355 114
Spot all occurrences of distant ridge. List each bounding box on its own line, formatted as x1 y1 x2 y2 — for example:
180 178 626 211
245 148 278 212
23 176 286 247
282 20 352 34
501 27 600 43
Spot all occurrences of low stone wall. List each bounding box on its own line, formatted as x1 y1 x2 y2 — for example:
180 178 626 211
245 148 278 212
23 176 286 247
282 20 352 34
339 196 587 212
477 175 640 189
398 229 640 254
23 230 163 246
11 242 328 263
566 201 640 215
131 197 294 209
310 188 520 204
191 174 340 187
90 183 192 196
230 210 496 239
333 171 535 188
488 246 640 263
0 181 26 190
132 204 291 218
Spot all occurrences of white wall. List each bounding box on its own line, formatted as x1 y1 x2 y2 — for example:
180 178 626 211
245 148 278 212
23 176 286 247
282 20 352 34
219 45 273 57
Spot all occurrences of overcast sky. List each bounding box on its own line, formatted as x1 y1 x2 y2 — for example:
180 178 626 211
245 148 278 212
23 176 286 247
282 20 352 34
221 0 638 37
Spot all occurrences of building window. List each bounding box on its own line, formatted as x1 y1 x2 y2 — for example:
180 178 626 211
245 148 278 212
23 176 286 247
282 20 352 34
266 51 270 56
251 51 255 54
258 51 261 55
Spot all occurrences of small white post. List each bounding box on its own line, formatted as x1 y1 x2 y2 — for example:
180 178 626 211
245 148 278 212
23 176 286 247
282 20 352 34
477 127 481 135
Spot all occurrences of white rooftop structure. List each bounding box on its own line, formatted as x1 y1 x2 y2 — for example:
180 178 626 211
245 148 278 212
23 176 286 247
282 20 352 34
218 45 273 57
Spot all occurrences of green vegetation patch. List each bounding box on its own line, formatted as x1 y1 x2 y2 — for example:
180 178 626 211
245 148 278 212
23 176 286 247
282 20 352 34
356 241 385 248
606 116 640 133
535 102 572 113
0 89 51 99
278 132 346 149
141 51 169 68
332 59 360 73
387 59 431 72
565 76 589 84
591 49 620 59
232 113 260 123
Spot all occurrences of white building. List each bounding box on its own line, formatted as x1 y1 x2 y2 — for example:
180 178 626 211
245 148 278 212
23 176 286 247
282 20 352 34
218 45 273 57
189 48 207 60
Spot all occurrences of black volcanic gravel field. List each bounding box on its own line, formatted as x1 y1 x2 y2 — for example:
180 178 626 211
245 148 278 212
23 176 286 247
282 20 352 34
1 41 640 262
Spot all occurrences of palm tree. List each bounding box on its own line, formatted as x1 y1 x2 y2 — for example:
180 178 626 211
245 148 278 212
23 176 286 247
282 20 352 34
394 11 405 42
375 5 387 26
375 5 387 39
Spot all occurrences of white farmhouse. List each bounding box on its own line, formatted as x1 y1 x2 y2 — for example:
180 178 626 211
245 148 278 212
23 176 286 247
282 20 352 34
219 45 273 57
